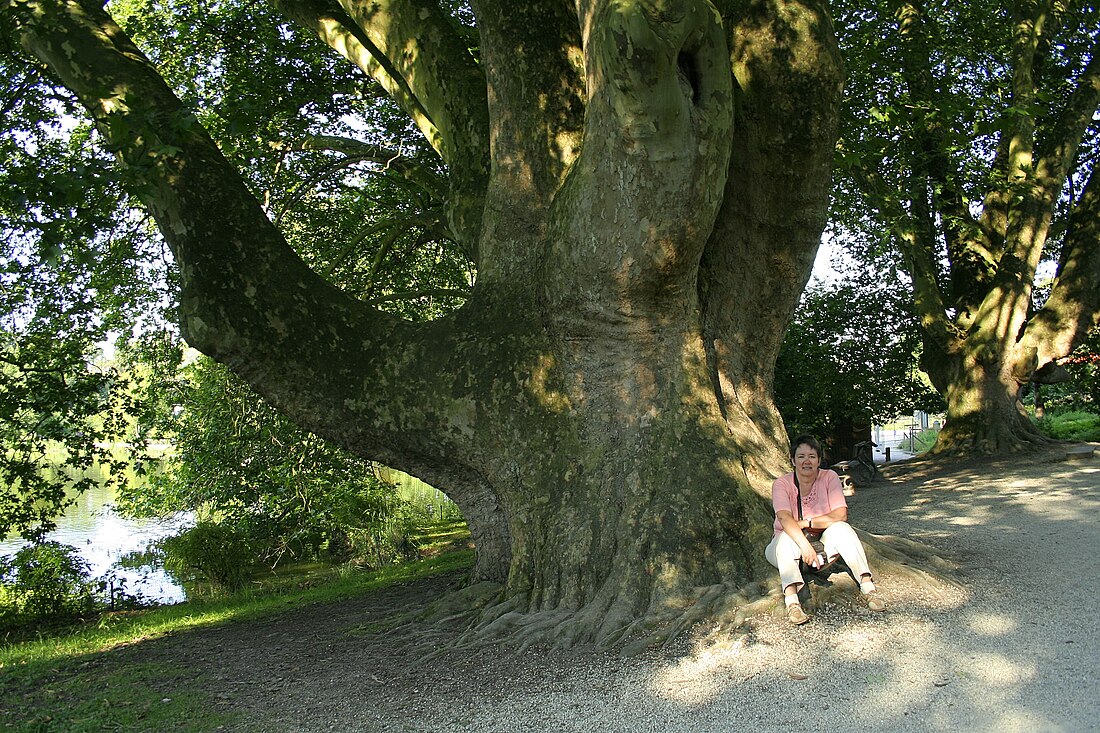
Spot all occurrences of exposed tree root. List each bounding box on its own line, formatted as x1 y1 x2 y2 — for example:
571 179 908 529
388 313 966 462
929 423 1055 457
797 530 963 612
383 532 961 657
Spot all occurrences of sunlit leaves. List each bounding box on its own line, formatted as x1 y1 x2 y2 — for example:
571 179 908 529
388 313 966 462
774 270 944 440
0 0 477 541
117 356 411 565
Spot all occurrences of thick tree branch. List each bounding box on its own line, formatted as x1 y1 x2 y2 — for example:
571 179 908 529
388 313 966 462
1022 158 1100 364
546 0 733 334
699 0 841 470
273 0 489 257
1007 33 1100 370
470 0 585 286
1003 0 1054 186
973 1 1057 262
1032 36 1100 206
4 0 524 581
968 2 1096 362
3 0 494 464
272 0 436 146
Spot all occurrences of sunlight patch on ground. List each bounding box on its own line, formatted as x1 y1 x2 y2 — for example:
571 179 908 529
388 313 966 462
647 635 748 704
946 516 984 526
963 611 1017 636
959 652 1036 685
922 704 1058 733
830 620 925 659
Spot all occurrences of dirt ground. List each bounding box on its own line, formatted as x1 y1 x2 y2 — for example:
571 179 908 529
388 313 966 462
99 444 1100 732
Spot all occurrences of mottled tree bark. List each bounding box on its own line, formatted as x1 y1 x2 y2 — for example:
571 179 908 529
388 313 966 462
4 0 844 643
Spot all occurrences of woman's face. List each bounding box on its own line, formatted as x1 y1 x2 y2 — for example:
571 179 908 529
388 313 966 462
793 443 820 480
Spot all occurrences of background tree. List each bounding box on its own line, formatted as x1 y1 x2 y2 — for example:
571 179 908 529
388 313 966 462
4 0 935 646
774 267 943 449
832 0 1100 453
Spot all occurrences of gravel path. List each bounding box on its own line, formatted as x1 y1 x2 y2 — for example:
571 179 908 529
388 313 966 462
135 446 1100 732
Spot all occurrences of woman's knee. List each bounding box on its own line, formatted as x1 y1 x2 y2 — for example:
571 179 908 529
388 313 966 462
824 520 857 538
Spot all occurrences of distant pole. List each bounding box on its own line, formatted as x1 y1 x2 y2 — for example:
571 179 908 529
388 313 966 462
885 447 891 462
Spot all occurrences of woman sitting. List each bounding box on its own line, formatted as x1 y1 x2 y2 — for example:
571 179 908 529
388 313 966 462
765 434 886 624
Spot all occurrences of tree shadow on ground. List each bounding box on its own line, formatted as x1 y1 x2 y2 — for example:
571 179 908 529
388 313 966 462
9 445 1099 732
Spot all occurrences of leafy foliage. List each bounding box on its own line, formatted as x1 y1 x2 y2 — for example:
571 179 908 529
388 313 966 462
157 520 255 592
109 0 472 314
0 25 172 542
0 542 98 622
118 356 423 572
774 270 943 441
0 539 151 631
0 0 471 541
1036 410 1100 442
1030 327 1100 414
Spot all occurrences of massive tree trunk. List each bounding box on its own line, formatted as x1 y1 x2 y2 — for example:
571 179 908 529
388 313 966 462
5 0 845 643
920 341 1044 453
845 0 1100 455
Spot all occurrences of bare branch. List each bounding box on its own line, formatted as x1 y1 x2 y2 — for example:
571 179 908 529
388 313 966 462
363 288 470 305
271 135 446 199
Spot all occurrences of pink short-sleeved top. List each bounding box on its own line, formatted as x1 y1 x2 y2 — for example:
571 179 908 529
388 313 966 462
771 469 847 537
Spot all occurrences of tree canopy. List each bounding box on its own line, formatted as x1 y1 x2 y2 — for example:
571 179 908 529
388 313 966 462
831 0 1100 453
774 268 943 446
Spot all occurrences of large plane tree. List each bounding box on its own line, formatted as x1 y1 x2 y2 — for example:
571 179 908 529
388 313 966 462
833 0 1100 454
3 0 901 645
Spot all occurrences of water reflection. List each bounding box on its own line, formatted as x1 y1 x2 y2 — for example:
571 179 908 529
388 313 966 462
0 481 191 605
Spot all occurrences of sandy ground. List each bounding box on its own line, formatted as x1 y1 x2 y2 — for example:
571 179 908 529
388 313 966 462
116 445 1100 732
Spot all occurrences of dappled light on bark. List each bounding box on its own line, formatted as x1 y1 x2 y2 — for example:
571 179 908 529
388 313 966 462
0 0 957 648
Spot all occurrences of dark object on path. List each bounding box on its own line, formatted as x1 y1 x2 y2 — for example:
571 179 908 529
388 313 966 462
1065 445 1095 461
831 440 879 491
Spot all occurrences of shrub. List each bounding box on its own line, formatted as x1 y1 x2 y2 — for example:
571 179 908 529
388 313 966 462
1036 411 1100 441
0 541 98 625
347 503 428 570
159 521 254 592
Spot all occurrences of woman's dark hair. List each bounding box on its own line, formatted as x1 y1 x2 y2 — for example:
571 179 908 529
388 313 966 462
790 434 822 462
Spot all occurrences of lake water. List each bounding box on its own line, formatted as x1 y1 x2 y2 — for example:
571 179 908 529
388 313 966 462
0 481 192 605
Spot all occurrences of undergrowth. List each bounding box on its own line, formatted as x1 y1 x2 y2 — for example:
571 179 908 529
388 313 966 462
1036 410 1100 442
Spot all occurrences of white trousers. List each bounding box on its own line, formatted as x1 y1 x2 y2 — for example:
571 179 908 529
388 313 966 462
764 521 873 592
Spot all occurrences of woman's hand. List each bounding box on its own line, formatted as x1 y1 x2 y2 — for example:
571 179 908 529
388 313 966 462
800 543 821 568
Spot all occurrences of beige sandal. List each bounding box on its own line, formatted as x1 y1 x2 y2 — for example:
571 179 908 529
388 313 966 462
864 591 886 612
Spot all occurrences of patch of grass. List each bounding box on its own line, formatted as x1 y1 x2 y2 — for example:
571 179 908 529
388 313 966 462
1 546 475 733
912 428 939 453
1037 410 1100 441
2 549 474 668
2 662 239 733
408 520 472 556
